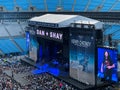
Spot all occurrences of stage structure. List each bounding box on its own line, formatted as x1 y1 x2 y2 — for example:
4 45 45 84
69 20 103 85
27 14 106 87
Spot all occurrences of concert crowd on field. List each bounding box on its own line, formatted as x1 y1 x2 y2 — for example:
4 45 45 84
0 58 78 90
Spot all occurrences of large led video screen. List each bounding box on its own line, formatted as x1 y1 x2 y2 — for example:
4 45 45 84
70 32 95 85
97 47 118 82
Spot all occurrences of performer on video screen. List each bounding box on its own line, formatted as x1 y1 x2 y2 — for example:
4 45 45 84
101 51 115 81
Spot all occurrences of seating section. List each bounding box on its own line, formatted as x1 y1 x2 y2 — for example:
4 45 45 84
0 0 14 11
5 23 23 36
100 0 116 12
103 24 120 54
74 0 89 11
62 0 74 11
0 21 27 37
104 25 120 35
0 21 28 54
0 37 28 54
46 0 58 11
30 0 45 10
87 0 102 11
0 39 20 54
112 1 120 11
0 0 120 12
16 0 29 11
112 31 120 40
0 24 9 37
14 37 27 52
19 21 29 32
103 24 120 40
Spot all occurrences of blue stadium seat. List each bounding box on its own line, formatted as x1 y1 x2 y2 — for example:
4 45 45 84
0 39 20 54
104 25 120 35
87 0 102 11
62 0 74 11
100 0 116 12
14 37 27 52
0 0 120 12
46 0 58 11
30 0 45 10
0 24 9 37
5 23 23 36
112 31 120 40
16 0 29 11
0 0 14 11
112 2 120 11
74 0 89 11
103 25 120 47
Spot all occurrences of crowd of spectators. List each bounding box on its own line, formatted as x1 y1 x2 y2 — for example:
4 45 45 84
0 58 78 90
0 57 119 90
0 66 20 90
23 72 77 90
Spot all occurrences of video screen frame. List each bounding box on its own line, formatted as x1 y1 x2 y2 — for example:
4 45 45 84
97 46 118 83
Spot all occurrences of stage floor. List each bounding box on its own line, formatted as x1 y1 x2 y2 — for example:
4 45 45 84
21 58 69 76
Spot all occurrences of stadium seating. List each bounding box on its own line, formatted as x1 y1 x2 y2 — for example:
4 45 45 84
0 0 120 12
0 24 9 37
112 31 120 40
0 39 20 54
0 21 28 54
46 0 58 11
104 25 120 35
5 22 24 36
112 1 120 11
0 0 14 11
87 0 102 11
30 0 45 10
16 0 29 11
62 0 74 11
103 24 120 54
74 0 89 11
100 0 116 12
14 37 27 52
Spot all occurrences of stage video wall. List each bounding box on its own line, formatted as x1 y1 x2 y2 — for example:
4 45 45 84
70 31 95 85
97 47 118 82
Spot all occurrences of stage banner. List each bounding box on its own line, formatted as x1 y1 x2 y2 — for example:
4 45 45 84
70 31 95 85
